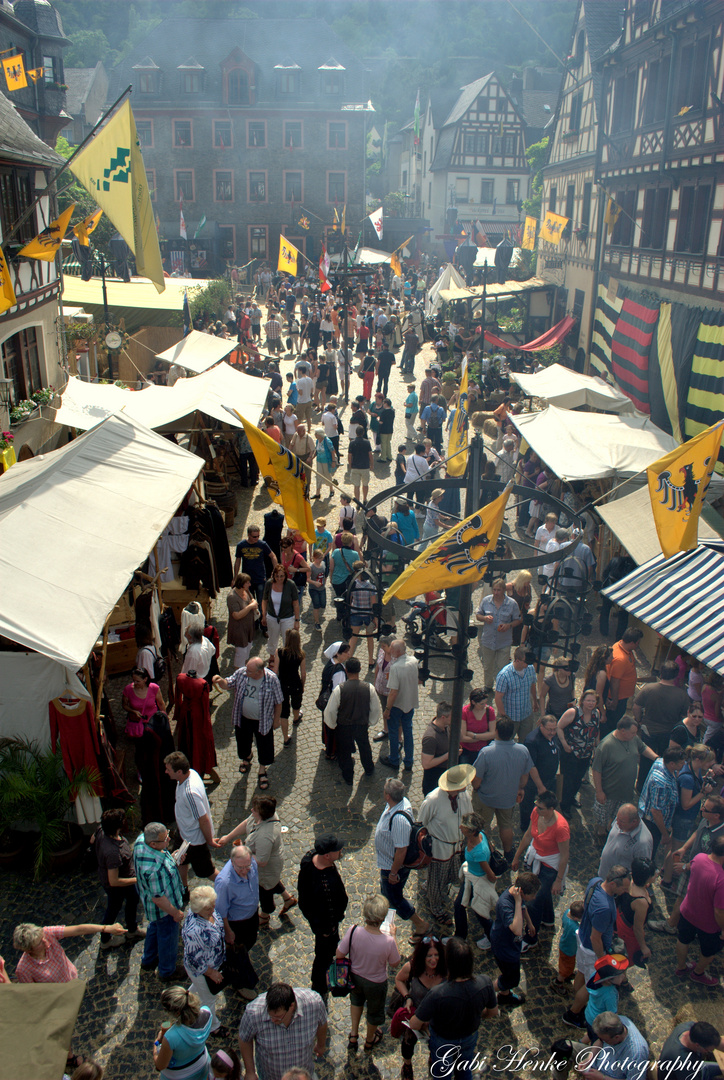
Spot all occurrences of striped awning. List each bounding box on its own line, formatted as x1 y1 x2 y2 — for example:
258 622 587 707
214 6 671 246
603 540 724 675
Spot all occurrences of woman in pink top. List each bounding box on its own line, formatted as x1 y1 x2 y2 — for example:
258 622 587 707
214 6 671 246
459 688 497 765
14 921 126 982
336 894 401 1052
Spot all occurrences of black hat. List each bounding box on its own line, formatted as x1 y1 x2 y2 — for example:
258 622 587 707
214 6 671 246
314 833 344 855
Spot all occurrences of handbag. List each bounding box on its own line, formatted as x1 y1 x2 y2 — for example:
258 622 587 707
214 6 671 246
207 945 258 994
327 925 356 997
484 832 508 878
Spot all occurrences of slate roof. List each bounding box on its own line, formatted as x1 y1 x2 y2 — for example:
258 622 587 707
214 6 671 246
64 66 96 116
0 91 64 167
520 89 560 130
12 0 67 42
112 18 368 101
428 86 461 130
443 73 494 127
583 0 623 63
429 125 456 172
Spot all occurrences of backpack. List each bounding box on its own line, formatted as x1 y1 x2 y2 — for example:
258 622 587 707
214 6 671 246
141 645 166 683
388 809 433 869
427 405 443 429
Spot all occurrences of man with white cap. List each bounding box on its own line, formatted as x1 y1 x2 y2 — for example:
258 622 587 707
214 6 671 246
419 764 475 926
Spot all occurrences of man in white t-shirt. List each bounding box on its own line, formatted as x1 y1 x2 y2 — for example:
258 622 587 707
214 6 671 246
295 367 314 426
181 626 215 679
543 528 570 584
164 751 219 887
535 512 558 551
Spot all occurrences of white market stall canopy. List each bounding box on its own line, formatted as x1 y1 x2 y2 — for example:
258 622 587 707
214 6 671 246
597 485 724 566
156 330 234 374
603 541 724 676
0 413 203 666
426 264 466 316
511 405 679 481
511 364 635 414
54 362 269 433
440 276 549 303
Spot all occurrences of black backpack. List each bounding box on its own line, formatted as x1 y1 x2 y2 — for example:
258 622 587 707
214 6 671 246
388 809 433 869
142 645 166 683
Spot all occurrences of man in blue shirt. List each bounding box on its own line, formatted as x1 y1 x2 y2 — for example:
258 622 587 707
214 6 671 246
563 866 631 1030
234 525 277 606
215 844 260 997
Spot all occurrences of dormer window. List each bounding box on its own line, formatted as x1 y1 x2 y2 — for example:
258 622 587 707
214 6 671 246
178 58 204 94
319 57 345 96
133 57 159 95
227 69 249 105
275 61 301 97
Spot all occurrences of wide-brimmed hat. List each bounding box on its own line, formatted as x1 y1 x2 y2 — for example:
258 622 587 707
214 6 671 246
438 764 476 791
586 953 629 988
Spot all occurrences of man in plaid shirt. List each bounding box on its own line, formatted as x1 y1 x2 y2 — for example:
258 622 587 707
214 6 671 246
238 981 327 1080
133 822 185 979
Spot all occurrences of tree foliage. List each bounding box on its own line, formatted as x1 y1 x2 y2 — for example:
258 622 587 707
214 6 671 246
522 136 550 221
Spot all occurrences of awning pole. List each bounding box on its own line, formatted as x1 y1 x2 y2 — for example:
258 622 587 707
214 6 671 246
95 615 111 721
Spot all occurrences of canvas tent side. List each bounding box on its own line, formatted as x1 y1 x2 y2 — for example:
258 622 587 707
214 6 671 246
425 263 466 316
511 364 635 413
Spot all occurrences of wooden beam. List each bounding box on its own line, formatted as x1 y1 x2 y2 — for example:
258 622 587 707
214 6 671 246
95 615 111 721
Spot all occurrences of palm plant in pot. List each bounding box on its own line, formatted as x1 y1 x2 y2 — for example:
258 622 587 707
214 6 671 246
0 737 95 880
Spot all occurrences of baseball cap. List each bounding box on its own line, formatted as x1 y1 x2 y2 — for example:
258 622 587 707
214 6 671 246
314 834 344 856
586 953 629 987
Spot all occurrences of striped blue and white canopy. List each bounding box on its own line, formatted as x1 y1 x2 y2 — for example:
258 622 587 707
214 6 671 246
603 540 724 676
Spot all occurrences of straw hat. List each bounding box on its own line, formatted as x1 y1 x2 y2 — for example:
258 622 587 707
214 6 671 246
438 764 476 791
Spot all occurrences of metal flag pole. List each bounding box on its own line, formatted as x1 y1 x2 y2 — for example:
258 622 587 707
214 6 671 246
447 423 485 768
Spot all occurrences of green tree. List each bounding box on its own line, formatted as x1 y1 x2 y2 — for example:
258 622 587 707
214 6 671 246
64 29 111 67
522 136 550 221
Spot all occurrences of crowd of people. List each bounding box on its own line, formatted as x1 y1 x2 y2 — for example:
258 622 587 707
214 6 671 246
6 260 724 1080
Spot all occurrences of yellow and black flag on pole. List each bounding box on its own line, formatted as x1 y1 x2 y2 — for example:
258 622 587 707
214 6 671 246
3 54 26 90
383 485 511 603
19 203 75 261
522 216 537 251
26 67 44 83
390 234 414 279
232 412 315 542
446 357 469 478
278 236 299 276
603 197 622 239
539 211 569 245
0 246 17 314
647 421 724 559
72 208 103 246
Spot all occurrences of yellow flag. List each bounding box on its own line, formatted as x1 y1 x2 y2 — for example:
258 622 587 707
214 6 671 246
73 207 103 247
647 421 724 560
3 54 26 90
19 203 75 261
603 197 621 238
341 204 346 234
522 216 537 251
235 413 315 542
69 99 164 292
390 234 414 279
26 67 44 83
278 237 299 276
539 211 569 245
0 245 17 314
446 357 469 478
332 207 339 231
383 486 511 603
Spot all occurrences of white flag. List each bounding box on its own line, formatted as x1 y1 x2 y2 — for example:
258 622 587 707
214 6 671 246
368 206 383 241
179 195 187 240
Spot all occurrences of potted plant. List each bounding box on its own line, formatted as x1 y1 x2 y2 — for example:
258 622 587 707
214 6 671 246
441 371 457 401
0 737 93 880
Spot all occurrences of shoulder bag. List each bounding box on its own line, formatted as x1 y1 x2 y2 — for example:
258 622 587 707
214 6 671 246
327 925 356 997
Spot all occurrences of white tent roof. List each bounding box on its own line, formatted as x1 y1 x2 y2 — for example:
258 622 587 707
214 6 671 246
426 264 466 316
156 330 234 374
511 405 679 480
511 364 635 414
0 413 203 666
54 362 269 433
597 486 724 566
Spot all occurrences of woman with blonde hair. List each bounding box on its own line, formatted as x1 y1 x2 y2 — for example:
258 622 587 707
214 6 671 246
181 886 227 1039
152 985 213 1078
336 894 401 1053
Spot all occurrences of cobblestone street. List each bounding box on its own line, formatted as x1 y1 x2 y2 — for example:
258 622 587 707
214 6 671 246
0 342 714 1078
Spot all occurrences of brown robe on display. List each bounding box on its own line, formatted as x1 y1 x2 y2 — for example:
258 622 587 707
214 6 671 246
175 673 217 775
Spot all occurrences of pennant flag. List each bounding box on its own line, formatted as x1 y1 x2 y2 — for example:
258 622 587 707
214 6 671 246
0 245 17 314
3 53 26 90
180 196 187 240
413 88 421 145
319 244 331 292
278 236 299 276
72 207 102 247
446 358 469 478
368 206 383 241
193 214 206 239
603 197 621 239
332 207 340 232
521 216 537 251
26 67 44 83
298 216 310 230
234 413 315 542
19 203 75 261
155 210 163 239
383 486 511 603
341 204 346 235
183 290 191 337
352 230 362 264
647 421 724 559
69 99 165 291
539 211 569 245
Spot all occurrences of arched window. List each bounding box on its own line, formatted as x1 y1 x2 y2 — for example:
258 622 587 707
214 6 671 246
227 69 249 105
